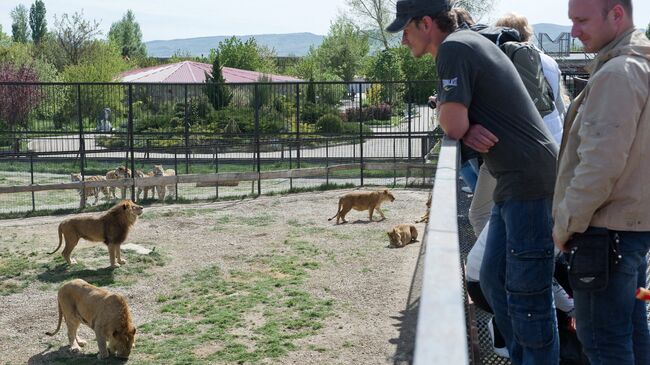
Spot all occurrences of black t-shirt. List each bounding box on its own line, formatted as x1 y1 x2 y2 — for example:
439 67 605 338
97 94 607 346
437 30 558 203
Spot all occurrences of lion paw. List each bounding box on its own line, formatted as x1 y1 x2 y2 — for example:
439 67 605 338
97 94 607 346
69 345 81 354
77 339 87 347
97 352 110 360
118 258 127 264
69 258 77 265
111 263 121 268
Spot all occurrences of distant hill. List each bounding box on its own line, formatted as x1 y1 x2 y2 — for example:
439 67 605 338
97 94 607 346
145 32 324 58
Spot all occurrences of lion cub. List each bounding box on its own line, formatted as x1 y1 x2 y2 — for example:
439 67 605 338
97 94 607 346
49 200 143 267
387 224 419 248
46 279 136 359
328 189 395 224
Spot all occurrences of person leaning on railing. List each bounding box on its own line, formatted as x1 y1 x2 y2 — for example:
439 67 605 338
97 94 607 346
552 0 650 364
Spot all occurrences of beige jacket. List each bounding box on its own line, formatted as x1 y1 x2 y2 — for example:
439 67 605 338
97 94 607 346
553 29 650 243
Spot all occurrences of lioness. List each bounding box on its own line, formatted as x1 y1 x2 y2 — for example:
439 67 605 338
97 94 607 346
46 279 136 359
106 166 132 199
152 164 176 200
415 192 432 223
387 224 419 248
328 189 395 224
134 169 155 201
49 200 143 267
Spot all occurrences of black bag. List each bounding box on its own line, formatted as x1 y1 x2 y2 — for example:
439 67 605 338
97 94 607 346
565 227 619 292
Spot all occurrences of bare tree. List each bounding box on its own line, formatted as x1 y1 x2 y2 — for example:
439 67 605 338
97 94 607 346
346 0 397 50
451 0 496 22
54 11 101 65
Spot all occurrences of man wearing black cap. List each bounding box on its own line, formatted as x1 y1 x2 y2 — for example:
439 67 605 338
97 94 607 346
386 1 560 364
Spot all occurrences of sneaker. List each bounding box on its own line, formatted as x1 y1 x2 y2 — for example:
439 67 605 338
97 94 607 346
487 317 510 358
461 186 473 194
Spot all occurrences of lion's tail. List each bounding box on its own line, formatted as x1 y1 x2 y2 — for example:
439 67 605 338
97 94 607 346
45 300 63 336
327 198 342 221
49 224 64 255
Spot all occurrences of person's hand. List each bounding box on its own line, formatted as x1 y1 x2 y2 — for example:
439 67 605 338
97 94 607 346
553 232 569 253
462 124 498 153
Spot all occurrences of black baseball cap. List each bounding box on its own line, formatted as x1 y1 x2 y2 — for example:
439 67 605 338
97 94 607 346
385 0 451 33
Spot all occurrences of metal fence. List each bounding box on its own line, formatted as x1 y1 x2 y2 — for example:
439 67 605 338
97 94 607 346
0 80 441 215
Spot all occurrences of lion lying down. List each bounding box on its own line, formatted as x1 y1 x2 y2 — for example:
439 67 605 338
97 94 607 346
49 200 143 267
328 189 395 224
387 224 419 248
46 279 136 359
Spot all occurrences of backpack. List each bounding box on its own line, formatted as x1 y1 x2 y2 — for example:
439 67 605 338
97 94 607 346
470 24 556 118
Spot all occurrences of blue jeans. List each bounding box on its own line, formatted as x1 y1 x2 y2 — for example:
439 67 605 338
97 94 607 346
460 159 479 192
480 198 559 365
572 230 650 365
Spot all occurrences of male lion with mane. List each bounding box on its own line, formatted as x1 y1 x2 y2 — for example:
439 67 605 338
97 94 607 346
328 189 395 224
49 200 143 267
46 279 136 359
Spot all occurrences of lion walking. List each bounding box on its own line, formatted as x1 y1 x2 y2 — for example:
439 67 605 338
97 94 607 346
50 200 143 267
328 189 395 224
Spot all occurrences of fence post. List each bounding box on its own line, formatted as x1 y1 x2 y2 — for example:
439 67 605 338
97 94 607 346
174 153 178 201
295 82 301 169
128 84 135 200
30 153 35 211
214 146 219 199
77 84 87 207
393 137 397 187
358 82 364 186
326 139 329 186
184 84 190 175
254 83 261 196
407 81 412 161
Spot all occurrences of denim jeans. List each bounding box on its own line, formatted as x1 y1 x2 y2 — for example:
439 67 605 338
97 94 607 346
480 198 559 365
459 159 479 192
572 230 650 365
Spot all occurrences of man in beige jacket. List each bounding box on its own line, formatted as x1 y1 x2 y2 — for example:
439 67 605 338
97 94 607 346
553 0 650 363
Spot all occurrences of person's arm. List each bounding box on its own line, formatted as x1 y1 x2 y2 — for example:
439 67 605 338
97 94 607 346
438 102 469 139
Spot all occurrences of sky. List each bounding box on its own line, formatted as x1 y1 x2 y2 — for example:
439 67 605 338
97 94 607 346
0 0 648 42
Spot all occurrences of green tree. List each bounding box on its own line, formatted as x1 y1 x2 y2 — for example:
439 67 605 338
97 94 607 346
54 11 102 65
214 36 277 72
11 4 31 43
29 0 47 44
108 10 147 60
0 25 10 45
646 23 649 39
204 51 232 110
315 17 369 82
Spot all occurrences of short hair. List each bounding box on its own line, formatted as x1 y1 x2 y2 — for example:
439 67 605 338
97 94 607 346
602 0 633 18
413 10 458 34
495 12 533 42
450 8 475 27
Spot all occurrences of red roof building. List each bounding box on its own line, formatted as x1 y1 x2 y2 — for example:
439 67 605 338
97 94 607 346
118 61 302 83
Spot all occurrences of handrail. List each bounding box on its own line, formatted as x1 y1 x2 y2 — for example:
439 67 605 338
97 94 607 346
413 137 468 364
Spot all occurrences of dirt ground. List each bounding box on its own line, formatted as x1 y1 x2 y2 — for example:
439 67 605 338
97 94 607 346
0 188 429 365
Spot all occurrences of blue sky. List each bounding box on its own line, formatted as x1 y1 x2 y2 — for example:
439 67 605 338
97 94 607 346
0 0 648 42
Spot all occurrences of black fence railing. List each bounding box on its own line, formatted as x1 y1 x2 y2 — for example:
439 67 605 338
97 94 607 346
0 80 441 214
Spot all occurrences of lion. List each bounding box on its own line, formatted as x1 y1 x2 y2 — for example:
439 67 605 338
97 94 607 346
46 279 136 359
415 192 432 223
134 169 155 201
387 224 419 248
106 166 132 199
152 164 176 200
70 173 110 206
49 200 143 267
327 189 395 224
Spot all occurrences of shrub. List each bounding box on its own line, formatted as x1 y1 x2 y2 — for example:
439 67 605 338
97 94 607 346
316 114 343 134
300 102 335 124
344 103 392 122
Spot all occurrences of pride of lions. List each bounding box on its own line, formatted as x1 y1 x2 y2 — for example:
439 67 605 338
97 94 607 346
71 164 176 207
44 187 426 359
